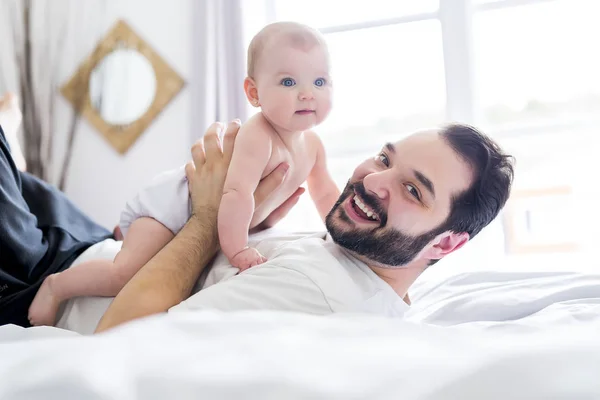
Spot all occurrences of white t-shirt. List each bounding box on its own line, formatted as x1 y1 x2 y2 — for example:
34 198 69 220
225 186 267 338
169 231 409 318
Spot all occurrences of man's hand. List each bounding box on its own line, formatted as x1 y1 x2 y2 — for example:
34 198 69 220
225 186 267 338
250 187 305 234
185 119 296 230
111 121 293 240
185 121 237 218
96 119 292 333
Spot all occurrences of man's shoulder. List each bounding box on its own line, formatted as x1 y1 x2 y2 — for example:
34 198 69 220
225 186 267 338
260 235 378 311
202 231 348 296
260 234 409 317
172 232 337 315
256 232 348 276
196 230 408 317
199 231 328 290
250 229 327 244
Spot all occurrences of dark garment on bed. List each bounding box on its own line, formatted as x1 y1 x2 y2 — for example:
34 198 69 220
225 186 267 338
0 124 112 327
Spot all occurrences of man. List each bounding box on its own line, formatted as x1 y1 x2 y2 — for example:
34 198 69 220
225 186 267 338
0 119 294 327
94 119 514 332
0 116 514 331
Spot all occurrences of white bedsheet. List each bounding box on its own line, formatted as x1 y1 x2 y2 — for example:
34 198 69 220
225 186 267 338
407 270 600 328
1 268 600 399
1 309 599 400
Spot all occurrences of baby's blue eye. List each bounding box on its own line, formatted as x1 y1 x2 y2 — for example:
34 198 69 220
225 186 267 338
281 78 296 87
314 78 326 87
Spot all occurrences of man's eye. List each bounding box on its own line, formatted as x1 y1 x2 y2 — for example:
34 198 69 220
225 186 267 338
406 184 421 200
281 78 296 87
376 153 390 167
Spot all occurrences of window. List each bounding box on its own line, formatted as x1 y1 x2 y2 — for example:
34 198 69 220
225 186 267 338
243 1 447 231
240 0 600 270
469 0 600 272
473 0 600 130
272 0 439 29
318 21 446 157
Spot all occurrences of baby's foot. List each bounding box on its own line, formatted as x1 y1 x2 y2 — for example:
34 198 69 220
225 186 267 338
231 247 267 272
28 274 61 326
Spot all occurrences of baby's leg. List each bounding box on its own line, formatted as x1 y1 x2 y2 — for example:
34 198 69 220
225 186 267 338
28 217 174 326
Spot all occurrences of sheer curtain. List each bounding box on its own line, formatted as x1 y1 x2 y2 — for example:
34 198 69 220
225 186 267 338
236 1 449 232
240 0 600 272
0 0 106 185
190 0 248 145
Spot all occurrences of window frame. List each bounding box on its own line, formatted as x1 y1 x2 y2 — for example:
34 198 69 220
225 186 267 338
265 0 598 142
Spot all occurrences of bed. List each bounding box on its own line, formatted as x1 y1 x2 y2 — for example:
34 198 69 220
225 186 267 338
1 231 599 399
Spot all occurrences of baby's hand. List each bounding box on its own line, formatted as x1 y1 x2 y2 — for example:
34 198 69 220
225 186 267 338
231 247 267 272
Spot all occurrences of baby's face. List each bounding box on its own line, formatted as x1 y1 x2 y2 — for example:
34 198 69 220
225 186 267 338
254 42 332 133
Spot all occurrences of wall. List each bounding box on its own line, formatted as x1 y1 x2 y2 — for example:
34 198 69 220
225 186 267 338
52 0 193 229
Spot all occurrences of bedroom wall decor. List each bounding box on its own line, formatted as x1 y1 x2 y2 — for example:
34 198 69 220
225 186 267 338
60 19 185 154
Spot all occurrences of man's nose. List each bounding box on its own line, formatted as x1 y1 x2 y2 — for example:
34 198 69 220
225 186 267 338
362 171 390 200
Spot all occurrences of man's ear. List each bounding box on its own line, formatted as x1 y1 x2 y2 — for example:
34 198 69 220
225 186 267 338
423 231 469 261
244 77 260 107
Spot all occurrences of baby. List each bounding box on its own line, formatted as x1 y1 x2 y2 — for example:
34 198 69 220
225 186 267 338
28 21 341 326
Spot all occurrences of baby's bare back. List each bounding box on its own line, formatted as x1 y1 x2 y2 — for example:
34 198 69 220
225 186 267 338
241 113 319 227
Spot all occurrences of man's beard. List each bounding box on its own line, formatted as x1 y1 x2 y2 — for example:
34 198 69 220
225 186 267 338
325 180 443 268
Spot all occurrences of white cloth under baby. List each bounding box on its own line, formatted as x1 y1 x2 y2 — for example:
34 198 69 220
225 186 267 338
119 165 190 236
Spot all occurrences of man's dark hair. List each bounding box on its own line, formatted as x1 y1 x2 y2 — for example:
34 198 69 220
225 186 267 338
431 123 515 263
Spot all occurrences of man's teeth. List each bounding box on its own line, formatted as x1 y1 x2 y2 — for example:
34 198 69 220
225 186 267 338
353 195 379 221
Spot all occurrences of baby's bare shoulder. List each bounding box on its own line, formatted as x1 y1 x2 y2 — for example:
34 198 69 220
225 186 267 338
229 114 278 164
304 130 325 154
240 113 277 138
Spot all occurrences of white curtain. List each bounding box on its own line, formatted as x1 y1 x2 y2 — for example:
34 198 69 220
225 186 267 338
191 0 248 143
0 0 106 184
0 6 18 95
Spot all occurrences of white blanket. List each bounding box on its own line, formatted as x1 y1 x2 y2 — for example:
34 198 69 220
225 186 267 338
408 270 600 328
1 269 600 399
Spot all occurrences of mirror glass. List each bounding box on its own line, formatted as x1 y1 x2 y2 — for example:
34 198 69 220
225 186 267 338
89 48 157 126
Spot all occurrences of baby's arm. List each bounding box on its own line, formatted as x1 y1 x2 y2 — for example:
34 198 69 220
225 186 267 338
218 123 272 269
306 132 341 222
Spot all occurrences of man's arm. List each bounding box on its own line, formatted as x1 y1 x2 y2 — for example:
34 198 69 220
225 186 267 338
94 121 291 333
169 264 334 315
94 214 219 333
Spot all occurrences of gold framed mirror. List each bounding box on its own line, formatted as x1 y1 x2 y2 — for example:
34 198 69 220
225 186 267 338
61 20 185 154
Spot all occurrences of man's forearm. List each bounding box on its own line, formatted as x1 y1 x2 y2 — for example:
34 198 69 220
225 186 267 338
95 214 219 333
